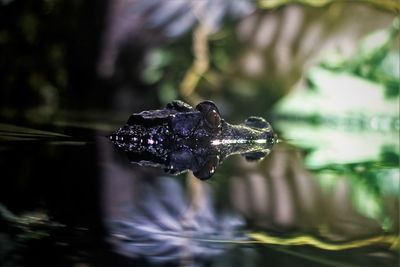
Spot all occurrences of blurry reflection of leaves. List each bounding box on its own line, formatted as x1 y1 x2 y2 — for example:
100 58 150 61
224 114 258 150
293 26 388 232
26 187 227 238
249 232 399 251
99 136 245 264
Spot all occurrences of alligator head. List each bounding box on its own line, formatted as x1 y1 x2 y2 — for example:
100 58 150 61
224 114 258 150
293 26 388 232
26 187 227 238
109 100 276 180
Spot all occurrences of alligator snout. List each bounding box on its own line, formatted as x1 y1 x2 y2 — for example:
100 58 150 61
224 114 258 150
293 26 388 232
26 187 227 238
109 100 276 179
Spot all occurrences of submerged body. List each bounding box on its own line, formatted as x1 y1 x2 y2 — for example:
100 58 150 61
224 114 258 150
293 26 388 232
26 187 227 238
110 100 276 179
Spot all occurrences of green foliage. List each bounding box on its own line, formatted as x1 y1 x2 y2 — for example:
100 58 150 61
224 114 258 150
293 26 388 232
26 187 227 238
322 18 400 99
314 159 399 231
273 20 400 232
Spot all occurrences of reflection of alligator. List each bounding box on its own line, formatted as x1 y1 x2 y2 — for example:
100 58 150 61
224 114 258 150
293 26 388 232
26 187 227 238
109 100 276 179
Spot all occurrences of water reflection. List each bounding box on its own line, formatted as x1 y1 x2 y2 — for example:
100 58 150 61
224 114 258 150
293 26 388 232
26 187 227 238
0 122 397 266
99 137 245 265
228 143 396 239
99 134 399 266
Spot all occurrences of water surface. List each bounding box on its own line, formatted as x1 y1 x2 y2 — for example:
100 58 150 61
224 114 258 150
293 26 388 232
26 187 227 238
0 118 398 267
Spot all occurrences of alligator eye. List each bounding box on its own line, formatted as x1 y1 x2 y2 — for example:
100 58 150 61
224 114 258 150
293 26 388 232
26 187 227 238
195 101 221 129
206 109 221 128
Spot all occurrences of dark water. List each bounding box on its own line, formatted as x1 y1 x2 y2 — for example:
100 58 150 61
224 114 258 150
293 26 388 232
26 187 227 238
0 119 398 267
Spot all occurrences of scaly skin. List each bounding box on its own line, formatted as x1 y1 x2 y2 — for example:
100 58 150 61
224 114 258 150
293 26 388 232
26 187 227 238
110 100 276 180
